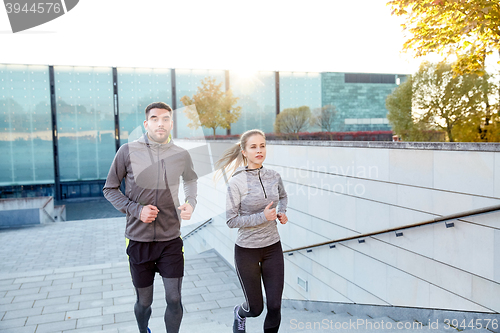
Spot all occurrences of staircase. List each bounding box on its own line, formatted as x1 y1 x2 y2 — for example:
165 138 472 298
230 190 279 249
173 305 496 333
175 248 498 333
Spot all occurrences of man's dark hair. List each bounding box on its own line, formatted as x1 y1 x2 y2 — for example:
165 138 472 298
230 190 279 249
145 102 173 119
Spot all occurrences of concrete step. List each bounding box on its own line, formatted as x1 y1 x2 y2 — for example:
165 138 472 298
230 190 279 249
180 320 229 333
123 316 229 333
188 306 403 333
185 306 496 333
113 312 497 333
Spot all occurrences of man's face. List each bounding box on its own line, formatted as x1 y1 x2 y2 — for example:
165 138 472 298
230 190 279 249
143 108 173 144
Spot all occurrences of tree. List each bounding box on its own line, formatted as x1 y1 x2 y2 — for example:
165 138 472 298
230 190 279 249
388 0 500 76
180 77 242 138
386 76 444 141
387 61 492 142
274 106 311 138
452 75 500 141
386 76 415 140
310 105 338 132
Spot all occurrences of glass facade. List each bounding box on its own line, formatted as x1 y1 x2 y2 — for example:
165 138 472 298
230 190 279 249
279 71 322 132
230 71 276 135
175 69 226 138
0 64 53 186
0 63 402 197
54 66 115 181
117 67 172 145
322 72 400 132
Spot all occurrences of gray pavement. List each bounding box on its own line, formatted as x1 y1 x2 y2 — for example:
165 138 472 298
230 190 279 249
0 214 487 333
0 217 244 333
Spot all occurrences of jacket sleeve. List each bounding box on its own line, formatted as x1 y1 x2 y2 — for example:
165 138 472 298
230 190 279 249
182 150 198 210
103 145 143 220
226 180 268 228
277 174 288 214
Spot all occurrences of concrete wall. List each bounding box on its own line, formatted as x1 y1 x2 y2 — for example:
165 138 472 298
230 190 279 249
0 197 55 226
183 140 500 314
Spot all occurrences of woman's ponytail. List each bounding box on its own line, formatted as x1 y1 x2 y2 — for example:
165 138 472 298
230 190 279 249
214 129 265 183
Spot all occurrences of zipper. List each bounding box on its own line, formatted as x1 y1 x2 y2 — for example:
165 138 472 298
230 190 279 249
153 146 160 242
258 169 267 198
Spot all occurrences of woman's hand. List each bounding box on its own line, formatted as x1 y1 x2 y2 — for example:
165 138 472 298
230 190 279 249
178 203 194 220
264 201 277 221
277 212 288 224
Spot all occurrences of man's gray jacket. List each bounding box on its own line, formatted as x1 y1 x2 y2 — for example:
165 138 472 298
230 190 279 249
103 134 198 242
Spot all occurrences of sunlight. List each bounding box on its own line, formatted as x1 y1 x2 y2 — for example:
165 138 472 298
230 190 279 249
229 68 267 93
231 68 258 79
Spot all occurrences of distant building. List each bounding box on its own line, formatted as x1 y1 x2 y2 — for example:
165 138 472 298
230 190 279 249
322 72 406 132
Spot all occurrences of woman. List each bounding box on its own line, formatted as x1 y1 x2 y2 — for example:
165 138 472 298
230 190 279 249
215 129 288 333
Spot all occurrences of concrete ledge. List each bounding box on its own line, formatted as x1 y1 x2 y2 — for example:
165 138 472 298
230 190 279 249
0 261 129 280
198 139 500 152
0 197 55 227
0 208 40 227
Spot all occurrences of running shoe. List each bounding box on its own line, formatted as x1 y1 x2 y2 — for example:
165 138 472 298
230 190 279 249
233 305 246 333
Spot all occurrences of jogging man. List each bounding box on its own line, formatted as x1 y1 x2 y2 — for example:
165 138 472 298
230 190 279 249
103 102 197 333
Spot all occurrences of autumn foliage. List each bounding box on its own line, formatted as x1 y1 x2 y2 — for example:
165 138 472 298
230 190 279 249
388 0 500 75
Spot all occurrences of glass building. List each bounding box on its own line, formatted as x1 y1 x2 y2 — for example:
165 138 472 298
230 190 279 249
175 69 226 138
117 67 172 146
0 63 405 199
230 71 277 134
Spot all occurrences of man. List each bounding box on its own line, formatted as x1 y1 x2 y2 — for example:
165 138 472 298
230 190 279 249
103 102 197 333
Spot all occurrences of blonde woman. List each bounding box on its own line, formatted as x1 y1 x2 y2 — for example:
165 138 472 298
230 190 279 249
216 129 288 333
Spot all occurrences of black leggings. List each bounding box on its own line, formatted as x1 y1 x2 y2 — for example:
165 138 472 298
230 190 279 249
235 241 284 333
134 277 183 333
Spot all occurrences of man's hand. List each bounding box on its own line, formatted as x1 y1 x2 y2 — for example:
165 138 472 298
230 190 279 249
140 205 159 223
264 201 277 221
178 203 193 220
277 212 288 224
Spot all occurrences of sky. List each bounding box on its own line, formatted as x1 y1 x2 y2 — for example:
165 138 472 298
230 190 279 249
0 0 492 75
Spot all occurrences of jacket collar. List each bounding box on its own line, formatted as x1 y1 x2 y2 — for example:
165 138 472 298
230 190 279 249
245 166 264 172
232 165 265 177
137 133 173 149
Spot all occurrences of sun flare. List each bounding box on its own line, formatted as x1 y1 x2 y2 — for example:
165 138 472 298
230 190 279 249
232 68 258 79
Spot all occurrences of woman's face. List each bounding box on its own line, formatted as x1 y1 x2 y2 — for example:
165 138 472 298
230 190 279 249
242 134 266 168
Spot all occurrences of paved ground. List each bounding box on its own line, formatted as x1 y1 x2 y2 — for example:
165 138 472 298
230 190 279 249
2 200 493 333
0 217 246 333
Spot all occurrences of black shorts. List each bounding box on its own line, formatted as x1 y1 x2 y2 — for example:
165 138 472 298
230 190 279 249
126 237 184 288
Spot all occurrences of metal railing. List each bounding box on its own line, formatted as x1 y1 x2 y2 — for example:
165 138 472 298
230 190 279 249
283 204 500 254
182 218 213 240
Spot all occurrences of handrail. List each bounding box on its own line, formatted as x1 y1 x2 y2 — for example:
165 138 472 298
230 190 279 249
182 218 213 239
283 204 500 254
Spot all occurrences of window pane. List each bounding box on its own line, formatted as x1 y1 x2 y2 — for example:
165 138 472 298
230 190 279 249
345 73 396 84
117 68 172 145
229 71 276 135
280 72 321 131
0 64 54 186
176 69 226 138
55 66 115 181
